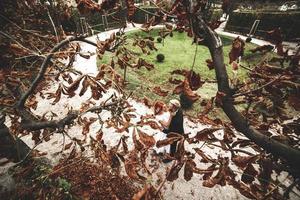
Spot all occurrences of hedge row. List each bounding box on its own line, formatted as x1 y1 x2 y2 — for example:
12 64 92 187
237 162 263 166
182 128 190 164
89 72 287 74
62 7 223 34
225 11 300 40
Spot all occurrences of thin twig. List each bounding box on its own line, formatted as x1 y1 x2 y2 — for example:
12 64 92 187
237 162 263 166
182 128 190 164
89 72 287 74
47 8 59 43
13 130 55 166
191 44 198 71
233 75 283 98
155 160 176 196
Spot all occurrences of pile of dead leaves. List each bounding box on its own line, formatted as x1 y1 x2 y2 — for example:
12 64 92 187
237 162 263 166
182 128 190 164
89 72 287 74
12 157 144 200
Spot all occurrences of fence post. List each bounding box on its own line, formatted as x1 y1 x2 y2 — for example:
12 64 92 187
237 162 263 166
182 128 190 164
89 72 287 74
248 20 260 37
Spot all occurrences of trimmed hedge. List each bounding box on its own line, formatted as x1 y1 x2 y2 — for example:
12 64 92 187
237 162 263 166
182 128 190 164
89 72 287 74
225 11 300 40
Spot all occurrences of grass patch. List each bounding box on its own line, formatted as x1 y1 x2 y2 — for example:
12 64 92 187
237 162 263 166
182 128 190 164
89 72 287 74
97 28 262 119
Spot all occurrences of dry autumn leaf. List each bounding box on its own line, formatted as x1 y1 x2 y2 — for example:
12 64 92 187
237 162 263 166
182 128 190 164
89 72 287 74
156 136 182 148
137 128 155 148
184 159 196 181
154 101 165 115
167 161 184 181
152 86 168 97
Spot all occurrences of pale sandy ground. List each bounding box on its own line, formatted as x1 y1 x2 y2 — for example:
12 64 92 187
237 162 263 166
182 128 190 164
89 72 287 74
2 23 299 199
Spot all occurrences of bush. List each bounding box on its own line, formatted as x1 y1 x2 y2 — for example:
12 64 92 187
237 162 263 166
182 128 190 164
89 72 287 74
156 53 165 62
157 37 162 43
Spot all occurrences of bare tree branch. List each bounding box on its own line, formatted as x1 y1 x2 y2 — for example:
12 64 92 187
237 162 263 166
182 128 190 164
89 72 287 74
17 35 88 109
21 112 78 131
233 75 283 97
191 15 300 170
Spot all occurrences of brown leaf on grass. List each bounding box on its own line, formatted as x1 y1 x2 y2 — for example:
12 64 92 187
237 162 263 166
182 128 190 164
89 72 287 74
138 129 155 148
121 136 128 154
156 136 182 148
173 82 184 94
193 164 218 177
232 61 239 71
49 84 63 104
170 69 189 76
64 142 73 150
133 128 144 151
42 129 51 142
175 139 185 159
67 75 84 95
133 58 151 70
141 120 161 130
201 98 214 115
167 161 184 181
32 131 41 145
116 121 131 133
182 79 199 102
184 159 196 181
258 158 273 188
230 180 258 199
165 23 173 30
132 185 149 200
153 86 168 97
187 70 204 91
193 128 220 141
223 126 235 143
142 97 152 108
229 37 245 64
68 146 78 160
231 139 252 148
232 155 259 169
203 163 226 188
110 152 121 168
79 76 89 96
96 129 103 141
194 148 215 163
169 77 182 84
241 164 258 184
81 117 97 135
132 184 156 200
198 115 222 126
87 76 106 100
124 151 140 180
26 96 38 110
154 101 165 115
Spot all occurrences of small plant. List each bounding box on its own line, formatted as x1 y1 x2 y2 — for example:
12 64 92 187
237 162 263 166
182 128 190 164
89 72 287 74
156 53 165 62
157 37 162 43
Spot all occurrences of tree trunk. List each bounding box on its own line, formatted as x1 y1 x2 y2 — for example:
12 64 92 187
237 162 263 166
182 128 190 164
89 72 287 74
191 15 300 172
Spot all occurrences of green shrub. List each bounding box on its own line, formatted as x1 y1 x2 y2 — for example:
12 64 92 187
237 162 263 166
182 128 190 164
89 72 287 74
156 53 165 62
157 37 162 43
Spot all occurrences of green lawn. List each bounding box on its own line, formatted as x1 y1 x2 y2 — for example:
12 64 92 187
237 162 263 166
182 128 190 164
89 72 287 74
98 28 261 118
